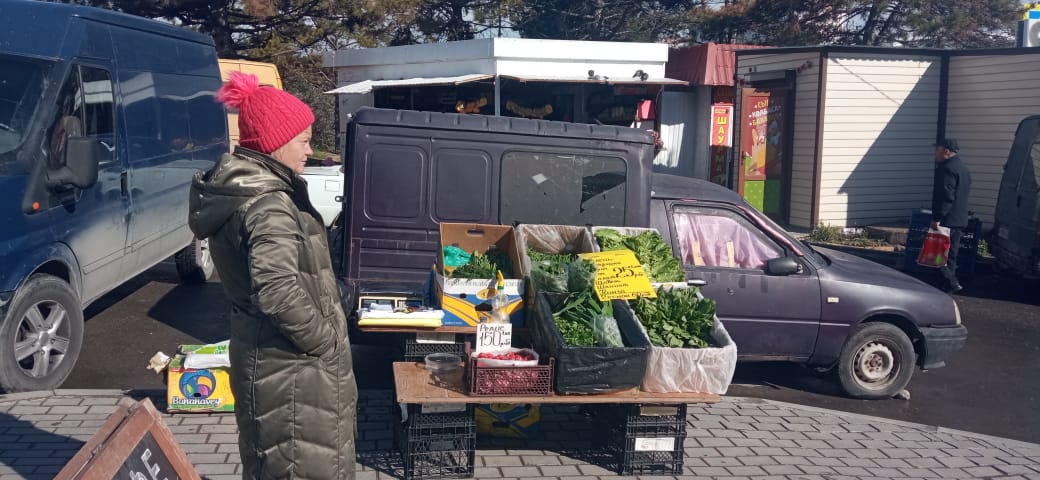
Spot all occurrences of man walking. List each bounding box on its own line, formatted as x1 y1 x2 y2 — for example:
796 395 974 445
931 138 972 294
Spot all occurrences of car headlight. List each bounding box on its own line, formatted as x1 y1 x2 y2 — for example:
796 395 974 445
953 299 961 326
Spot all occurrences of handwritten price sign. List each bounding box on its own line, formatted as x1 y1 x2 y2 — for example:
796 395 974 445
578 250 657 300
476 323 512 352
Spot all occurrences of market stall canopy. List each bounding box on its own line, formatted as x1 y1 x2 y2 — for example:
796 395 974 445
499 74 687 86
326 73 495 94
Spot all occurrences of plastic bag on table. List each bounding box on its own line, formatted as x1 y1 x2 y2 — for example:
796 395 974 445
916 226 951 268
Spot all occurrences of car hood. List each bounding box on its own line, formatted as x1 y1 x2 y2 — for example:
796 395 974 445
813 246 956 325
814 246 936 293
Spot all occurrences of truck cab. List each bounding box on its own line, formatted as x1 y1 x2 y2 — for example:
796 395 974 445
0 1 226 392
991 115 1040 278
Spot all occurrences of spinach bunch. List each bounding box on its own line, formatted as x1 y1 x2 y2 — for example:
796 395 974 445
631 286 717 348
553 290 613 347
595 229 685 283
450 247 513 279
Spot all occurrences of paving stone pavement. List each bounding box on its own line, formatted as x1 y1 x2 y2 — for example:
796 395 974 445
1 388 1038 480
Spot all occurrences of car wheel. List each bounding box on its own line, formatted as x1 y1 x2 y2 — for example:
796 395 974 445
0 274 84 393
175 237 213 284
837 323 915 399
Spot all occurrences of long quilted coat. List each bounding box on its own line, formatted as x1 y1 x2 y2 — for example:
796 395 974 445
188 147 357 480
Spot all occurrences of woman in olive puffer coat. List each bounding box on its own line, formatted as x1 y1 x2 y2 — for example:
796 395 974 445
188 72 356 480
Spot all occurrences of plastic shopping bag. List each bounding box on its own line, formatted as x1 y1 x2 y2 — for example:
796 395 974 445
916 226 951 268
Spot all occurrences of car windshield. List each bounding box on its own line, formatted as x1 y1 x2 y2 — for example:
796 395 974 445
0 55 51 174
750 204 829 265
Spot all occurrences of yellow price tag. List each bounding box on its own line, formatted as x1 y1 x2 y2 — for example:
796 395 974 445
578 250 657 301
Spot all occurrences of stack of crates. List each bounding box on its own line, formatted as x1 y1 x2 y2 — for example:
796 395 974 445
395 404 476 480
902 209 982 283
603 404 688 475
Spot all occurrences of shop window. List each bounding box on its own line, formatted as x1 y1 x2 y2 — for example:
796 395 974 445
500 151 626 226
671 206 781 270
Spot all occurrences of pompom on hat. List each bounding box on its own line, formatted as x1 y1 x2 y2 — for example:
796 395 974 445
216 71 314 154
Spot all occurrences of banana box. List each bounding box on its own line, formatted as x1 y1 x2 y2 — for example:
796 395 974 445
166 345 235 413
475 404 540 439
435 223 525 327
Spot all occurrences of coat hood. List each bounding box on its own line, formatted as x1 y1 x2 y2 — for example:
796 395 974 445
189 148 294 239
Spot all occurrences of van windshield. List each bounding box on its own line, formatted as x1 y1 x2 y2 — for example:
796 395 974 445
500 151 627 226
0 55 50 174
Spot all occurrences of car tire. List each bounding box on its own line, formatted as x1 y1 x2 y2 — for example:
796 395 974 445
175 237 213 284
837 322 916 400
0 274 84 393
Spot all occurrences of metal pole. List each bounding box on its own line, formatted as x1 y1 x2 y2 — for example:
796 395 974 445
494 75 501 116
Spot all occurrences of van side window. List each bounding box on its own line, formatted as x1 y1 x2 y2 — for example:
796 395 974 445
672 206 782 270
46 65 116 169
500 151 626 226
46 68 84 170
1028 130 1040 192
80 66 116 165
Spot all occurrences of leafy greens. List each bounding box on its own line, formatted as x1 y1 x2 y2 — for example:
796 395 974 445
594 229 685 283
631 286 717 349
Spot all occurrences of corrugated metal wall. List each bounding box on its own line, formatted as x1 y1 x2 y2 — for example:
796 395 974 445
946 52 1040 226
820 54 942 226
736 52 821 229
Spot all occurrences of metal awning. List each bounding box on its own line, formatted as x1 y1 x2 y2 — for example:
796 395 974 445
499 74 687 86
325 74 495 94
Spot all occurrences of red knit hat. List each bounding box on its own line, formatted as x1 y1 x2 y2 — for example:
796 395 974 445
216 71 314 154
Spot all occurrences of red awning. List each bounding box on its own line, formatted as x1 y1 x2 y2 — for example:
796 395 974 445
666 43 771 86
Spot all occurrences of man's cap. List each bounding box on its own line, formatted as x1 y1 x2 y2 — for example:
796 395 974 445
934 138 959 152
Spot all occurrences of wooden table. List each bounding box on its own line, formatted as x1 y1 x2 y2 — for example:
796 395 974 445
393 362 720 405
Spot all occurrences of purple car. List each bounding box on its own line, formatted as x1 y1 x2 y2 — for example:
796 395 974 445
649 174 968 399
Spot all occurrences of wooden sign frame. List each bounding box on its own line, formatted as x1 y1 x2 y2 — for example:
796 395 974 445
56 397 200 480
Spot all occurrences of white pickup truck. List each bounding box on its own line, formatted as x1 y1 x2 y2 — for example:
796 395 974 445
300 164 345 228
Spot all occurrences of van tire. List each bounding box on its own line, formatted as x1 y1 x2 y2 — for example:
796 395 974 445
175 237 213 284
0 274 84 393
837 323 916 400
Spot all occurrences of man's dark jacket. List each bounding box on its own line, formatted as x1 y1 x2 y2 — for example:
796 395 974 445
932 154 972 228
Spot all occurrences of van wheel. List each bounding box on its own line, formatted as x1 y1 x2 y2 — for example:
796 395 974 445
837 323 915 399
175 237 213 284
0 275 84 393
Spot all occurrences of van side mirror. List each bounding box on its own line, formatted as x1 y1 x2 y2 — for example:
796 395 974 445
47 136 99 190
766 256 802 276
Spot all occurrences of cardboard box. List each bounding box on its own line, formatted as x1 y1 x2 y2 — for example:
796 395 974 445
166 345 235 413
475 404 540 439
434 223 525 327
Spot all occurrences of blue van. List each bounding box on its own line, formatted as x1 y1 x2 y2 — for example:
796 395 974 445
0 1 226 392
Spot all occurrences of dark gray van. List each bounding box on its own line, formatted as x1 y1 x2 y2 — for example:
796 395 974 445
339 108 966 399
991 115 1040 278
0 1 226 392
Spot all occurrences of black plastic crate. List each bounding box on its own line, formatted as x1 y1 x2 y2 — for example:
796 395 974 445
396 404 476 480
615 403 687 438
402 337 468 362
600 404 688 475
618 434 686 475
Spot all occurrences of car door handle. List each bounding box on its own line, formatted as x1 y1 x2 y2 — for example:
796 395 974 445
687 278 707 287
120 172 128 197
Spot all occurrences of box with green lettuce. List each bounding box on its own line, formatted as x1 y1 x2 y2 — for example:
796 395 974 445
592 227 736 394
518 224 651 395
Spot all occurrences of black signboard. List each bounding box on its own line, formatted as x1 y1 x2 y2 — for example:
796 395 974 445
56 397 199 480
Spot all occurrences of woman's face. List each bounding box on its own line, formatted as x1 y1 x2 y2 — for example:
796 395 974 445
271 126 313 174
